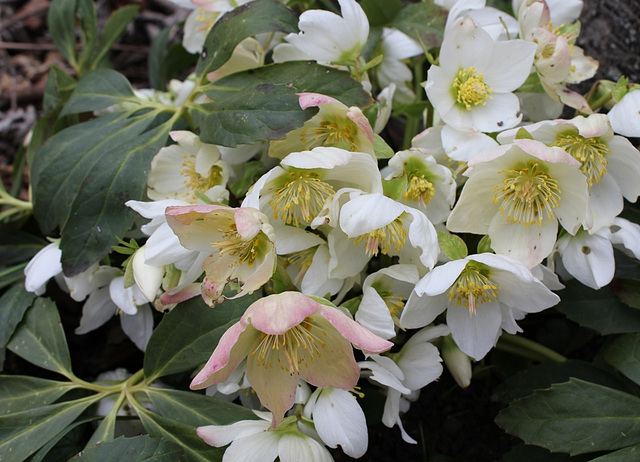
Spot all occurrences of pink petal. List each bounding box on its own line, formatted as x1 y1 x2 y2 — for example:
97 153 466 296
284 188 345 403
346 107 374 145
298 92 340 110
318 305 393 354
244 292 320 335
247 357 300 426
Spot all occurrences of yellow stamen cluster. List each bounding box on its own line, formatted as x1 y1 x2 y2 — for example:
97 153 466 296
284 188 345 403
552 133 610 187
270 171 335 226
251 318 327 374
300 118 358 150
447 262 498 315
181 157 223 194
403 174 436 206
493 162 562 226
282 248 317 285
453 67 493 110
213 224 265 267
371 281 407 321
353 216 408 257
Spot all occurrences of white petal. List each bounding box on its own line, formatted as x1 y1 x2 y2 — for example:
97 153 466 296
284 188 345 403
558 232 614 289
355 286 396 339
24 242 62 294
397 342 443 390
197 418 271 448
279 433 334 462
447 298 502 360
132 248 164 302
221 431 279 462
120 305 154 351
607 90 640 137
75 286 118 335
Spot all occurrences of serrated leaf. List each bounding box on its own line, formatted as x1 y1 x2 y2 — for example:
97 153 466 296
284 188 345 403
144 293 258 380
556 280 640 334
143 388 258 426
601 334 640 386
61 69 135 115
437 231 468 261
196 0 298 77
6 297 72 376
390 2 447 49
71 435 184 461
136 409 222 462
48 0 78 65
496 378 640 456
31 112 172 276
0 376 73 413
193 61 373 147
0 397 98 461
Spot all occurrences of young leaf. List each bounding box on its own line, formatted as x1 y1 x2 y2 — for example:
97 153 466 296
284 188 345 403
0 376 74 413
496 378 640 456
89 5 140 70
601 333 640 386
48 0 79 66
70 435 184 461
196 0 298 77
144 293 258 381
193 61 373 147
60 69 136 115
437 231 468 261
6 297 72 377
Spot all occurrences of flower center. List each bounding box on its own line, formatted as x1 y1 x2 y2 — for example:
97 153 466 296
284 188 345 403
213 224 267 266
353 216 408 257
551 133 610 187
270 171 335 226
403 173 435 206
181 158 223 194
453 67 493 110
447 262 498 314
371 281 407 323
251 317 328 374
492 161 562 226
195 8 219 33
281 248 317 285
300 118 358 150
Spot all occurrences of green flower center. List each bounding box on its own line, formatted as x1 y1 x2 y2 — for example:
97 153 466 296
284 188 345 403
181 158 223 195
300 117 358 150
270 171 335 227
493 161 562 226
447 262 498 314
551 133 610 187
453 67 493 110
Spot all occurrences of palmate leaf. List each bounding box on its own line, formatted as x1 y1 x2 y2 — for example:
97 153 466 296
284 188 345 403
0 376 73 414
193 61 373 148
496 378 640 456
31 110 172 276
70 435 184 461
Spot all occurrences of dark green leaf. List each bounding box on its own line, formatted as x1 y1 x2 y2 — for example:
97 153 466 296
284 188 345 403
149 27 198 91
611 278 640 310
361 0 403 26
0 376 73 413
136 409 222 462
43 66 77 114
6 297 72 376
71 435 184 461
0 397 97 461
492 360 638 404
501 445 589 462
48 0 78 65
556 279 640 334
601 334 640 386
31 415 101 462
143 388 258 426
31 112 172 275
589 443 640 461
229 160 264 198
0 231 46 266
390 2 447 49
193 61 373 147
90 5 140 70
0 263 28 293
144 293 258 380
61 69 135 115
196 0 298 77
496 378 640 456
76 0 98 69
0 284 36 370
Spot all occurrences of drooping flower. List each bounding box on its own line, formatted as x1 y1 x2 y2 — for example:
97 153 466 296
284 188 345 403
190 291 393 426
446 139 590 267
425 16 536 132
165 205 276 306
401 253 560 360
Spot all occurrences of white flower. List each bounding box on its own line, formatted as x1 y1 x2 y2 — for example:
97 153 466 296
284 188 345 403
401 253 560 360
24 242 62 295
197 411 334 462
513 0 583 26
376 28 423 103
441 335 473 388
284 0 369 66
446 139 590 268
425 17 536 132
445 0 519 41
608 90 640 137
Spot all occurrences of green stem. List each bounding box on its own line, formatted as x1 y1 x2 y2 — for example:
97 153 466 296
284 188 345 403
496 333 567 363
589 89 613 112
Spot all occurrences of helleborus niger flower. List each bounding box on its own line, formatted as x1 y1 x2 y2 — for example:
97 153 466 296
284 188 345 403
268 93 375 159
24 241 63 295
190 291 393 426
447 139 590 268
376 28 423 104
283 0 369 67
165 205 276 306
147 131 229 203
425 16 536 132
608 90 640 138
401 253 560 360
498 114 640 231
197 410 334 462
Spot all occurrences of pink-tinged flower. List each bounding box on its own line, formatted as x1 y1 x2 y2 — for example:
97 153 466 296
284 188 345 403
165 205 276 306
190 291 393 426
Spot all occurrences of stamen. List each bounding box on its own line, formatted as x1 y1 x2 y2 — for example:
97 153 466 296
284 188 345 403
447 262 498 315
371 281 407 323
552 133 610 187
353 216 408 257
250 318 328 374
300 118 358 150
181 157 223 194
492 161 561 226
213 224 266 266
404 174 436 206
453 67 493 110
282 248 317 285
270 171 335 226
